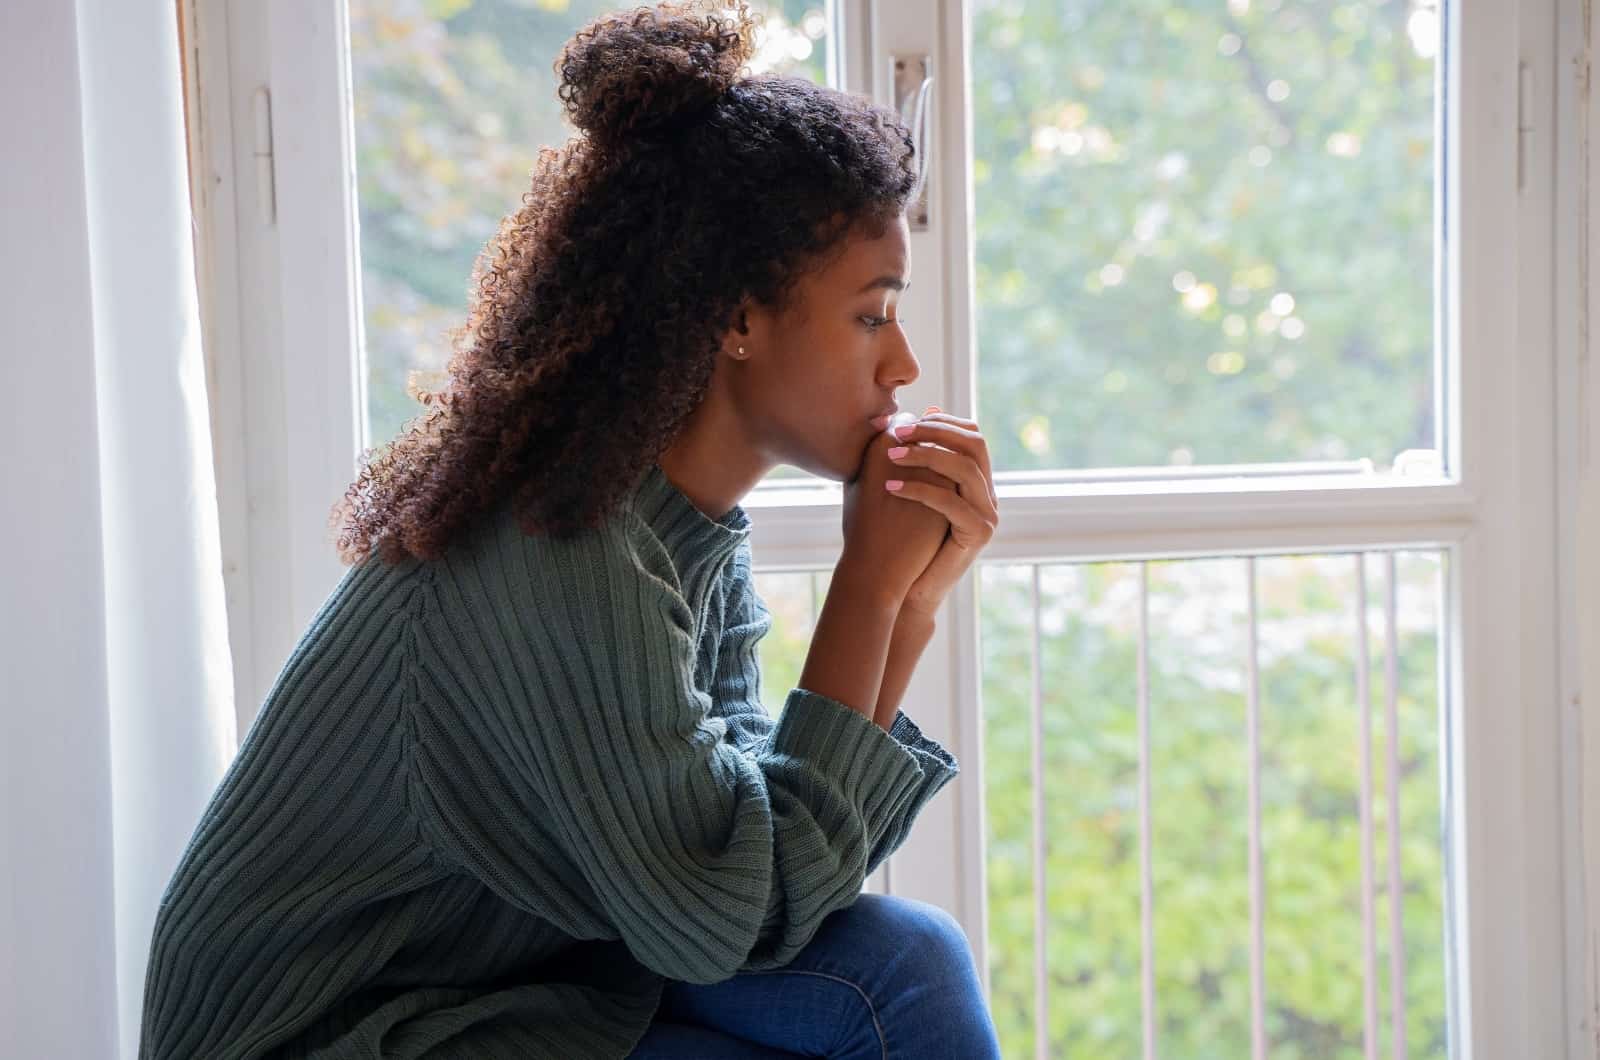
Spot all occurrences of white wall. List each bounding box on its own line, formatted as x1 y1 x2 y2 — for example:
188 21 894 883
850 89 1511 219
0 3 122 1056
1 3 237 1057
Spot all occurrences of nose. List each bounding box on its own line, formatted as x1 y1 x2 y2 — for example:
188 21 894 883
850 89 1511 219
881 327 919 388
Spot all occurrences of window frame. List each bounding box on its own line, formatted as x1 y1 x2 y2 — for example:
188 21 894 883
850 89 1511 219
183 0 1590 1053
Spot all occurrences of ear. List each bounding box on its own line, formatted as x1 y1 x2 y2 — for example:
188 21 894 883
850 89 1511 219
724 304 754 360
723 307 745 361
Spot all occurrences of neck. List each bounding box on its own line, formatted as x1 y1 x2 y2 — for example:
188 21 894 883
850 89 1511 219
656 395 772 522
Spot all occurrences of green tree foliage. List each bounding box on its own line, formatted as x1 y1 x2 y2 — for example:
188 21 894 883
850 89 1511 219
975 556 1446 1057
972 0 1437 473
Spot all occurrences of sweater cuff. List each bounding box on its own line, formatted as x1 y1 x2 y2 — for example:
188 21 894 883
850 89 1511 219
888 708 959 776
769 687 930 835
885 707 960 824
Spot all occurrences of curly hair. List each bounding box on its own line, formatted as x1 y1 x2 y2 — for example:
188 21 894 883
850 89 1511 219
332 0 921 565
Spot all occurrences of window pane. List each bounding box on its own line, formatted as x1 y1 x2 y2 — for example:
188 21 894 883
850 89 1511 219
980 551 1450 1055
751 568 831 715
349 0 834 451
972 0 1441 474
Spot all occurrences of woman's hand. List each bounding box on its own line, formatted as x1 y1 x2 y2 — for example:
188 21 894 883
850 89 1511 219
881 406 999 617
838 414 956 606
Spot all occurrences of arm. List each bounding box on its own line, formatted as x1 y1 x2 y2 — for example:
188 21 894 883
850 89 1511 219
707 547 941 748
873 608 937 729
707 550 958 880
406 516 953 983
798 554 901 730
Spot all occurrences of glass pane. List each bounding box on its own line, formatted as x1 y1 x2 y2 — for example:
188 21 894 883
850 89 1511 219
350 0 834 451
972 0 1442 474
751 568 826 716
980 550 1450 1055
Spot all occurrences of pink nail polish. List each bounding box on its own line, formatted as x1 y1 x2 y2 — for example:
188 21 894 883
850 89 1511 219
887 446 909 459
891 423 913 441
885 479 904 491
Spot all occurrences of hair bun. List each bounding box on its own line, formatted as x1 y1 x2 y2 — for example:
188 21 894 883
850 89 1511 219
557 0 756 147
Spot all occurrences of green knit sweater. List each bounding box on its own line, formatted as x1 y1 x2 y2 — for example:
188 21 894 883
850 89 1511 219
139 463 960 1059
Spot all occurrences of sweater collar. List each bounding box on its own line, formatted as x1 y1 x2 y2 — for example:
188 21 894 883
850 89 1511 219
631 462 752 586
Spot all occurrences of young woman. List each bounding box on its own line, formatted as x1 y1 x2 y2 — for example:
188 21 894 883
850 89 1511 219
139 2 1001 1057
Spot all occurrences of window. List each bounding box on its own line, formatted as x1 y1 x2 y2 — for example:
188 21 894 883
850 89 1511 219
192 0 1579 1054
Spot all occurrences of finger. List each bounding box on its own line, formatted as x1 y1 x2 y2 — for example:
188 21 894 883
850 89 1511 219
891 420 996 508
891 419 978 445
887 442 997 523
918 416 996 508
884 480 997 550
903 537 980 615
919 409 979 430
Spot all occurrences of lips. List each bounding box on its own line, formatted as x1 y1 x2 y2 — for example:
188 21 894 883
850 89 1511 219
868 405 899 432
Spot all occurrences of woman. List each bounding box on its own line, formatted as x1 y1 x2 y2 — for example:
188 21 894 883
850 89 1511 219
139 2 1001 1056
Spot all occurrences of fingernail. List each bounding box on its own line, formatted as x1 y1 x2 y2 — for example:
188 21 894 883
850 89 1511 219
925 405 941 413
887 446 909 459
885 479 904 491
891 423 914 441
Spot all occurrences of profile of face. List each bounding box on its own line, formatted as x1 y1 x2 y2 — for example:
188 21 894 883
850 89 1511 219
723 212 920 483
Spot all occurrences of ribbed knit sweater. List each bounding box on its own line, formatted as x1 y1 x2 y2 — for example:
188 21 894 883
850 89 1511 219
138 463 960 1059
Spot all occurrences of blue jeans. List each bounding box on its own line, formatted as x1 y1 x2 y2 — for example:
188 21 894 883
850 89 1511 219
625 892 1003 1059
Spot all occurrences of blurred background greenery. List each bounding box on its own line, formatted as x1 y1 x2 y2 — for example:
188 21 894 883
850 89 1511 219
754 553 1447 1059
349 0 1448 1054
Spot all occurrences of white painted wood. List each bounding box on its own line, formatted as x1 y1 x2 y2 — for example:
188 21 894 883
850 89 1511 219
1383 555 1410 1060
1563 0 1600 1050
265 0 367 637
1246 559 1265 1060
1447 0 1571 1053
1358 555 1380 1060
1137 563 1155 1060
190 0 367 732
1029 565 1047 1060
745 477 1476 569
187 0 261 730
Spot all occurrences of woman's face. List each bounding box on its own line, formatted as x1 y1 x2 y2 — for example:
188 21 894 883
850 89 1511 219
728 213 920 482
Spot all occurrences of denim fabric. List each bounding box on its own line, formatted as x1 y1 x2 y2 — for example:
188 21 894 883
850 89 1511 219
626 893 1003 1059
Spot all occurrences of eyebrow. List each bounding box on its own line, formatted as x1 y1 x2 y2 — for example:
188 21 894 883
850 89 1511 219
855 275 911 294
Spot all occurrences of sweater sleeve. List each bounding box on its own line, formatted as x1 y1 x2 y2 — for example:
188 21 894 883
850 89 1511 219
706 546 959 878
405 517 959 984
703 543 780 753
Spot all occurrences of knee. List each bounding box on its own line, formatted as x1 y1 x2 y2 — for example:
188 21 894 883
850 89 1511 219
856 894 977 978
847 895 998 1056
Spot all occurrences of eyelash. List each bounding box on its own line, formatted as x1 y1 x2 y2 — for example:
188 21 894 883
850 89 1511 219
861 315 906 332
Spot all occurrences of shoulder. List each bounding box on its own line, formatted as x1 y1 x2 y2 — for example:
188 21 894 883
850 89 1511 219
426 500 692 632
408 499 707 722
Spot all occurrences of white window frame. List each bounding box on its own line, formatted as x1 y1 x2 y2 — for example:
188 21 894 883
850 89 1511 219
182 0 1593 1053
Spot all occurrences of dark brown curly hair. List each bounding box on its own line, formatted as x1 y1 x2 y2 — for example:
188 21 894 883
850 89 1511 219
333 0 921 566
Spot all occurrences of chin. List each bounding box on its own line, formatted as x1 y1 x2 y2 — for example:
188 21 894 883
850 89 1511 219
799 459 851 484
783 446 854 484
777 427 870 483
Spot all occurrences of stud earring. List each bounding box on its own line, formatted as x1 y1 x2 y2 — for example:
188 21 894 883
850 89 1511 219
737 345 746 356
